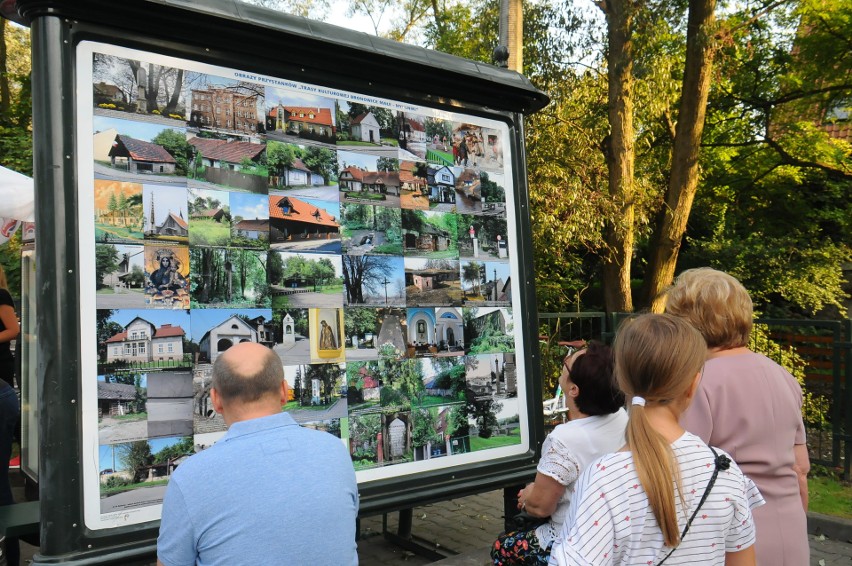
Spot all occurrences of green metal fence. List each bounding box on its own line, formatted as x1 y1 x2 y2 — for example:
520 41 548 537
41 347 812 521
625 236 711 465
538 313 852 479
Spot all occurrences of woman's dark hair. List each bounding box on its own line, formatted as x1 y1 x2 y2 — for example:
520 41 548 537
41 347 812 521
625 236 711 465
571 341 624 416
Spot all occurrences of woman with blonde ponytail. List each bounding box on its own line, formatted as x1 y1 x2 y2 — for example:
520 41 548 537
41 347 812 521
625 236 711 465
548 314 763 566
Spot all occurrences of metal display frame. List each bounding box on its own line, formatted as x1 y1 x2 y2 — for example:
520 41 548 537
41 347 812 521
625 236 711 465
15 0 549 562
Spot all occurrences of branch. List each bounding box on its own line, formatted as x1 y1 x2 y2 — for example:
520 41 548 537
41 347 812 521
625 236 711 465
763 137 852 180
715 0 792 41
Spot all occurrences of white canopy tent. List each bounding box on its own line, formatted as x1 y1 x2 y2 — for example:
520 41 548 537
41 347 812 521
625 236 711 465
0 165 35 223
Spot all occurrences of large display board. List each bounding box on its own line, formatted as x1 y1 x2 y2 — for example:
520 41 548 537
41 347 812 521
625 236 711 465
77 41 530 530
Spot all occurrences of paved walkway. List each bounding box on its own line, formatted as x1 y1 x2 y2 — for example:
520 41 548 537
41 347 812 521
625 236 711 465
14 482 852 564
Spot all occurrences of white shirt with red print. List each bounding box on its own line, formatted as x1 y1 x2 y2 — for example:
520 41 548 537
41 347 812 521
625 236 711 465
548 432 764 566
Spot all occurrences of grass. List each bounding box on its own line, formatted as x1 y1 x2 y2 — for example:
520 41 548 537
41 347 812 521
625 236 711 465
112 412 147 422
808 474 852 518
371 243 403 255
190 218 231 247
470 431 522 451
281 401 334 412
338 140 381 147
97 288 144 295
272 295 291 309
95 224 144 242
321 284 345 295
406 248 460 259
342 191 387 202
100 479 168 497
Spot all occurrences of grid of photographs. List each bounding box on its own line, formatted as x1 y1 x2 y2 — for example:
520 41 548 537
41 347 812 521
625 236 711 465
90 48 519 503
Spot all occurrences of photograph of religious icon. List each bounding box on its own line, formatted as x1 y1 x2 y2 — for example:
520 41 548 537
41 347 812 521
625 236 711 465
142 183 189 244
144 245 190 308
309 307 344 363
96 243 147 309
94 180 144 244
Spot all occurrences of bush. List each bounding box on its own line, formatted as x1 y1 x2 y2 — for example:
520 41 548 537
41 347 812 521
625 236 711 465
103 475 132 489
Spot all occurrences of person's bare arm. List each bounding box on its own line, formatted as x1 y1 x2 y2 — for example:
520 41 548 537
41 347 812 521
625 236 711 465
793 443 810 512
156 561 165 566
0 304 19 343
725 545 755 566
518 472 565 518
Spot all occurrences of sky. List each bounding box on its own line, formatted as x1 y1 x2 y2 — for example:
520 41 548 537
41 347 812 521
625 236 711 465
266 89 336 113
230 193 269 220
337 150 381 171
107 309 191 331
93 115 183 141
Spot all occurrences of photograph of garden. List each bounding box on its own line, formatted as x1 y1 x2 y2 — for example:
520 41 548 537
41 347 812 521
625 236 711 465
269 251 344 309
98 435 193 513
95 243 147 309
189 248 269 308
93 53 188 124
267 140 338 198
188 187 231 247
340 203 402 255
342 254 405 306
94 180 144 244
464 307 514 355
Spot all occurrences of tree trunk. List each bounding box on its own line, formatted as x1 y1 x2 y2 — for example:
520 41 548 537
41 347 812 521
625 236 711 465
601 0 637 314
164 69 184 115
0 18 10 124
642 0 717 313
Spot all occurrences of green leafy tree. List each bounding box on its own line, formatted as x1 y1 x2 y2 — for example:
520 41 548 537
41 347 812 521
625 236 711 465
119 440 153 482
153 436 194 464
152 129 192 175
95 244 119 287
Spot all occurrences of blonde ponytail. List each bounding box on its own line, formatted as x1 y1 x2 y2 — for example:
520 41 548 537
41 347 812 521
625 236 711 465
613 314 706 548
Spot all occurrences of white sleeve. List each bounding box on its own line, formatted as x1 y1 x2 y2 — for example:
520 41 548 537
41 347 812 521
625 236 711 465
537 433 581 487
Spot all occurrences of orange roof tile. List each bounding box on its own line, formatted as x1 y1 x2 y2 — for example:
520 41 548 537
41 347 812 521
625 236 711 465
269 195 339 227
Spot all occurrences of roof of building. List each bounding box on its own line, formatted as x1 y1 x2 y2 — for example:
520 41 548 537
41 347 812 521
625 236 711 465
234 218 269 231
97 382 136 401
105 320 186 343
112 135 176 164
193 208 224 218
189 137 265 164
268 106 334 128
364 170 400 186
269 195 340 227
94 82 122 98
406 117 425 132
289 158 312 173
166 212 188 230
351 112 374 125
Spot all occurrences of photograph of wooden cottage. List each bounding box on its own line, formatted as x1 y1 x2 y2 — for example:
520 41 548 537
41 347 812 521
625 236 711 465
401 209 458 259
266 88 336 147
142 184 189 243
269 195 341 254
94 180 144 243
186 74 263 136
188 187 230 247
399 160 429 210
100 310 189 369
97 376 146 444
187 134 267 193
93 116 188 184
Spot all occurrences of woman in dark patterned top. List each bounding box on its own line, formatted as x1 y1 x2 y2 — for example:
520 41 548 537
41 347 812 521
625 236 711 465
0 265 19 389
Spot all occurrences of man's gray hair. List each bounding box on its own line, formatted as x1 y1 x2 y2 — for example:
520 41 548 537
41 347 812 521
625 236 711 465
211 346 284 403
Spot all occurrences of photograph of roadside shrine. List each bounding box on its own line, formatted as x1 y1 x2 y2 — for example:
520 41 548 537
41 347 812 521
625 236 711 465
189 248 269 309
95 243 147 310
344 306 407 362
272 308 310 365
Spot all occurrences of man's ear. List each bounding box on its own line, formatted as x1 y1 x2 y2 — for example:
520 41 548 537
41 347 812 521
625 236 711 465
210 387 224 415
280 380 289 405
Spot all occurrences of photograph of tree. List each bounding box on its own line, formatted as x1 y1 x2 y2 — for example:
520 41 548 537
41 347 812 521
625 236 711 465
188 187 231 247
93 53 187 122
346 360 382 414
401 209 458 258
404 258 462 307
340 203 402 255
412 404 466 461
189 248 268 308
336 101 398 156
94 180 144 243
417 357 466 406
97 309 192 373
309 307 344 363
185 72 265 137
461 355 519 451
344 306 407 361
460 260 511 306
478 172 507 216
97 373 148 445
93 116 189 185
265 88 337 148
379 356 420 411
142 245 190 309
464 307 514 355
268 251 344 309
337 149 401 208
142 183 189 244
96 243 147 309
282 363 347 425
267 140 338 199
98 435 193 513
272 308 310 365
186 131 267 194
341 254 405 307
457 214 508 260
349 412 382 470
229 192 269 249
